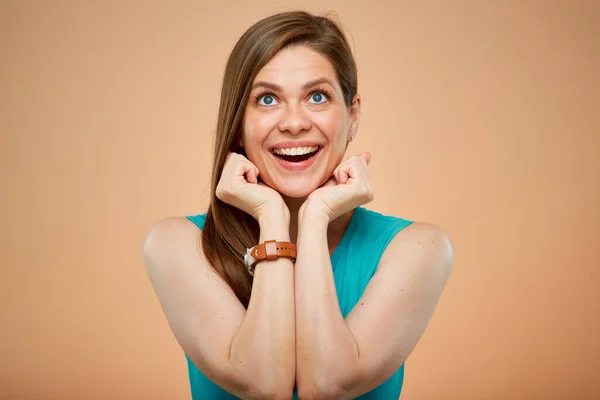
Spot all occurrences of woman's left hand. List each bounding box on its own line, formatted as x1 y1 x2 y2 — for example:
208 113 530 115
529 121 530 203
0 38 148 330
300 152 375 222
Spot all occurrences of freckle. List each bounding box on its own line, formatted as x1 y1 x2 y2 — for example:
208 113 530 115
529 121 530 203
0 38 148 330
418 241 420 244
401 289 404 291
222 317 224 319
431 241 434 244
413 309 415 312
360 302 364 306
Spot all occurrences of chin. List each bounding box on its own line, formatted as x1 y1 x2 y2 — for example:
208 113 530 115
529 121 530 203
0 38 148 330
276 186 315 199
271 180 321 199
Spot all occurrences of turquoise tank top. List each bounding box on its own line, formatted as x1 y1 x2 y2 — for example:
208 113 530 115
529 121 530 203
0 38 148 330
185 206 413 399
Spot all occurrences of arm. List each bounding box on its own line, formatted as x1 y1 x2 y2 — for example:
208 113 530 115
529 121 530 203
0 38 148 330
143 215 295 400
294 213 453 399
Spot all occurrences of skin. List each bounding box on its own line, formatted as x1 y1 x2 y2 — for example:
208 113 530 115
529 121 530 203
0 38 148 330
143 45 454 399
238 44 363 244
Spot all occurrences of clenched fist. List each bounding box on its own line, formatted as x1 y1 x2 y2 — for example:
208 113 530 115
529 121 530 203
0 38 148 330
300 152 375 222
216 152 289 222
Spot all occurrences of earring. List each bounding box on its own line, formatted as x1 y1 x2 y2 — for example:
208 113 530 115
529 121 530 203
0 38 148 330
350 134 356 142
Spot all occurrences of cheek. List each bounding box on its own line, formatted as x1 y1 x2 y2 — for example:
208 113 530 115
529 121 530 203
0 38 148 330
243 111 273 144
242 112 276 167
241 117 260 157
313 112 347 145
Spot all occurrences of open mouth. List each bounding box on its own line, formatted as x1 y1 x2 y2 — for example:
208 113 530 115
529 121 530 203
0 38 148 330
270 146 321 163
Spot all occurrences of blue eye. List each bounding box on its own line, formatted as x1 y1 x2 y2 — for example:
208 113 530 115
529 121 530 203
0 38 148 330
309 92 326 104
258 94 276 106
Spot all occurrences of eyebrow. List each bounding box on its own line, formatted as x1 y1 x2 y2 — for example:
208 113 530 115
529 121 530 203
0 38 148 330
251 77 335 92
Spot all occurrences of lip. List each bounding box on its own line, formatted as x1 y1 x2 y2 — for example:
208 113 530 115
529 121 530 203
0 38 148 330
269 140 322 150
269 146 323 171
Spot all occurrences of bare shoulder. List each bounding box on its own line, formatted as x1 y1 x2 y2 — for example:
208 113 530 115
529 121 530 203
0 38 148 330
380 221 454 272
394 221 453 248
140 216 249 393
142 216 208 276
343 221 454 395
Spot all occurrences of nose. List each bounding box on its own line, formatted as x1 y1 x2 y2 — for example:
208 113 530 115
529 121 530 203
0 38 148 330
277 104 312 135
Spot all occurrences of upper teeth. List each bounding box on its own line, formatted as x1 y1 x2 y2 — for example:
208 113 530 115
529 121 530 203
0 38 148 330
273 146 318 156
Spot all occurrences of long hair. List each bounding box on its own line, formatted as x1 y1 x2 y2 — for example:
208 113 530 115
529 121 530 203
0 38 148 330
201 11 358 308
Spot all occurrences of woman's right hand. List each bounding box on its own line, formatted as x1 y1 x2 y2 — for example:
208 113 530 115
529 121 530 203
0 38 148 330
216 152 288 222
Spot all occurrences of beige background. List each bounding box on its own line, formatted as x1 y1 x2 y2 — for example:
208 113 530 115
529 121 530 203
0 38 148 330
1 0 599 399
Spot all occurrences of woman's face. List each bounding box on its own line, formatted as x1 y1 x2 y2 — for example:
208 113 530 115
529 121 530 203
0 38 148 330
241 45 360 198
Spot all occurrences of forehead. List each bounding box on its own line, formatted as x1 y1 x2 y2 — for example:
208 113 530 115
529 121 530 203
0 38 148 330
253 45 338 87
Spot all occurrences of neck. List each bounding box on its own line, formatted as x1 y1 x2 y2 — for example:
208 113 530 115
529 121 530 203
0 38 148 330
281 194 306 244
281 194 354 252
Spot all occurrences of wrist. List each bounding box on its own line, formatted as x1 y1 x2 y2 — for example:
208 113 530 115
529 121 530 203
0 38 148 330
258 211 291 242
299 201 330 228
257 201 290 222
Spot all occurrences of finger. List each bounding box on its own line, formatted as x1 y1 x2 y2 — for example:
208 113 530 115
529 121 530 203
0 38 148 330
223 151 240 173
320 176 337 188
231 157 259 183
333 152 369 184
334 156 356 184
226 151 236 162
244 163 260 184
359 152 371 165
245 165 258 184
337 164 350 184
343 155 371 184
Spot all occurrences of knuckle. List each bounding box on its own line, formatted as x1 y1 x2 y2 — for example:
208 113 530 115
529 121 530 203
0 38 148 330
360 186 375 201
215 184 232 202
368 188 375 201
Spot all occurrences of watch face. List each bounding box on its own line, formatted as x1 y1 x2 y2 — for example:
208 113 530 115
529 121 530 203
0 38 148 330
244 247 254 268
244 247 257 275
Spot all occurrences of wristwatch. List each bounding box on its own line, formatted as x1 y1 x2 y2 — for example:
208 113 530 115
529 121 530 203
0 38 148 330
244 240 297 276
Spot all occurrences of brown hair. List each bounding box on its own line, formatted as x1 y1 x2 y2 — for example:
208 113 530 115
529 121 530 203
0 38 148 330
201 11 358 307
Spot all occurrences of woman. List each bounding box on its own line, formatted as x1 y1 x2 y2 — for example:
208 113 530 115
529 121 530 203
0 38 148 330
143 11 453 400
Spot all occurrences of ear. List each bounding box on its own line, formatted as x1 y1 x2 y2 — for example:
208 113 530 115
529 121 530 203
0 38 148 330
347 93 361 142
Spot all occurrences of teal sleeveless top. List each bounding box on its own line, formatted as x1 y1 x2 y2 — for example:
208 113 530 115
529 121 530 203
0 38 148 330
185 206 413 399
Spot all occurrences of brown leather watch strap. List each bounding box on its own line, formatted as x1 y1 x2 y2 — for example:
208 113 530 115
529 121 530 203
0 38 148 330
251 240 297 264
